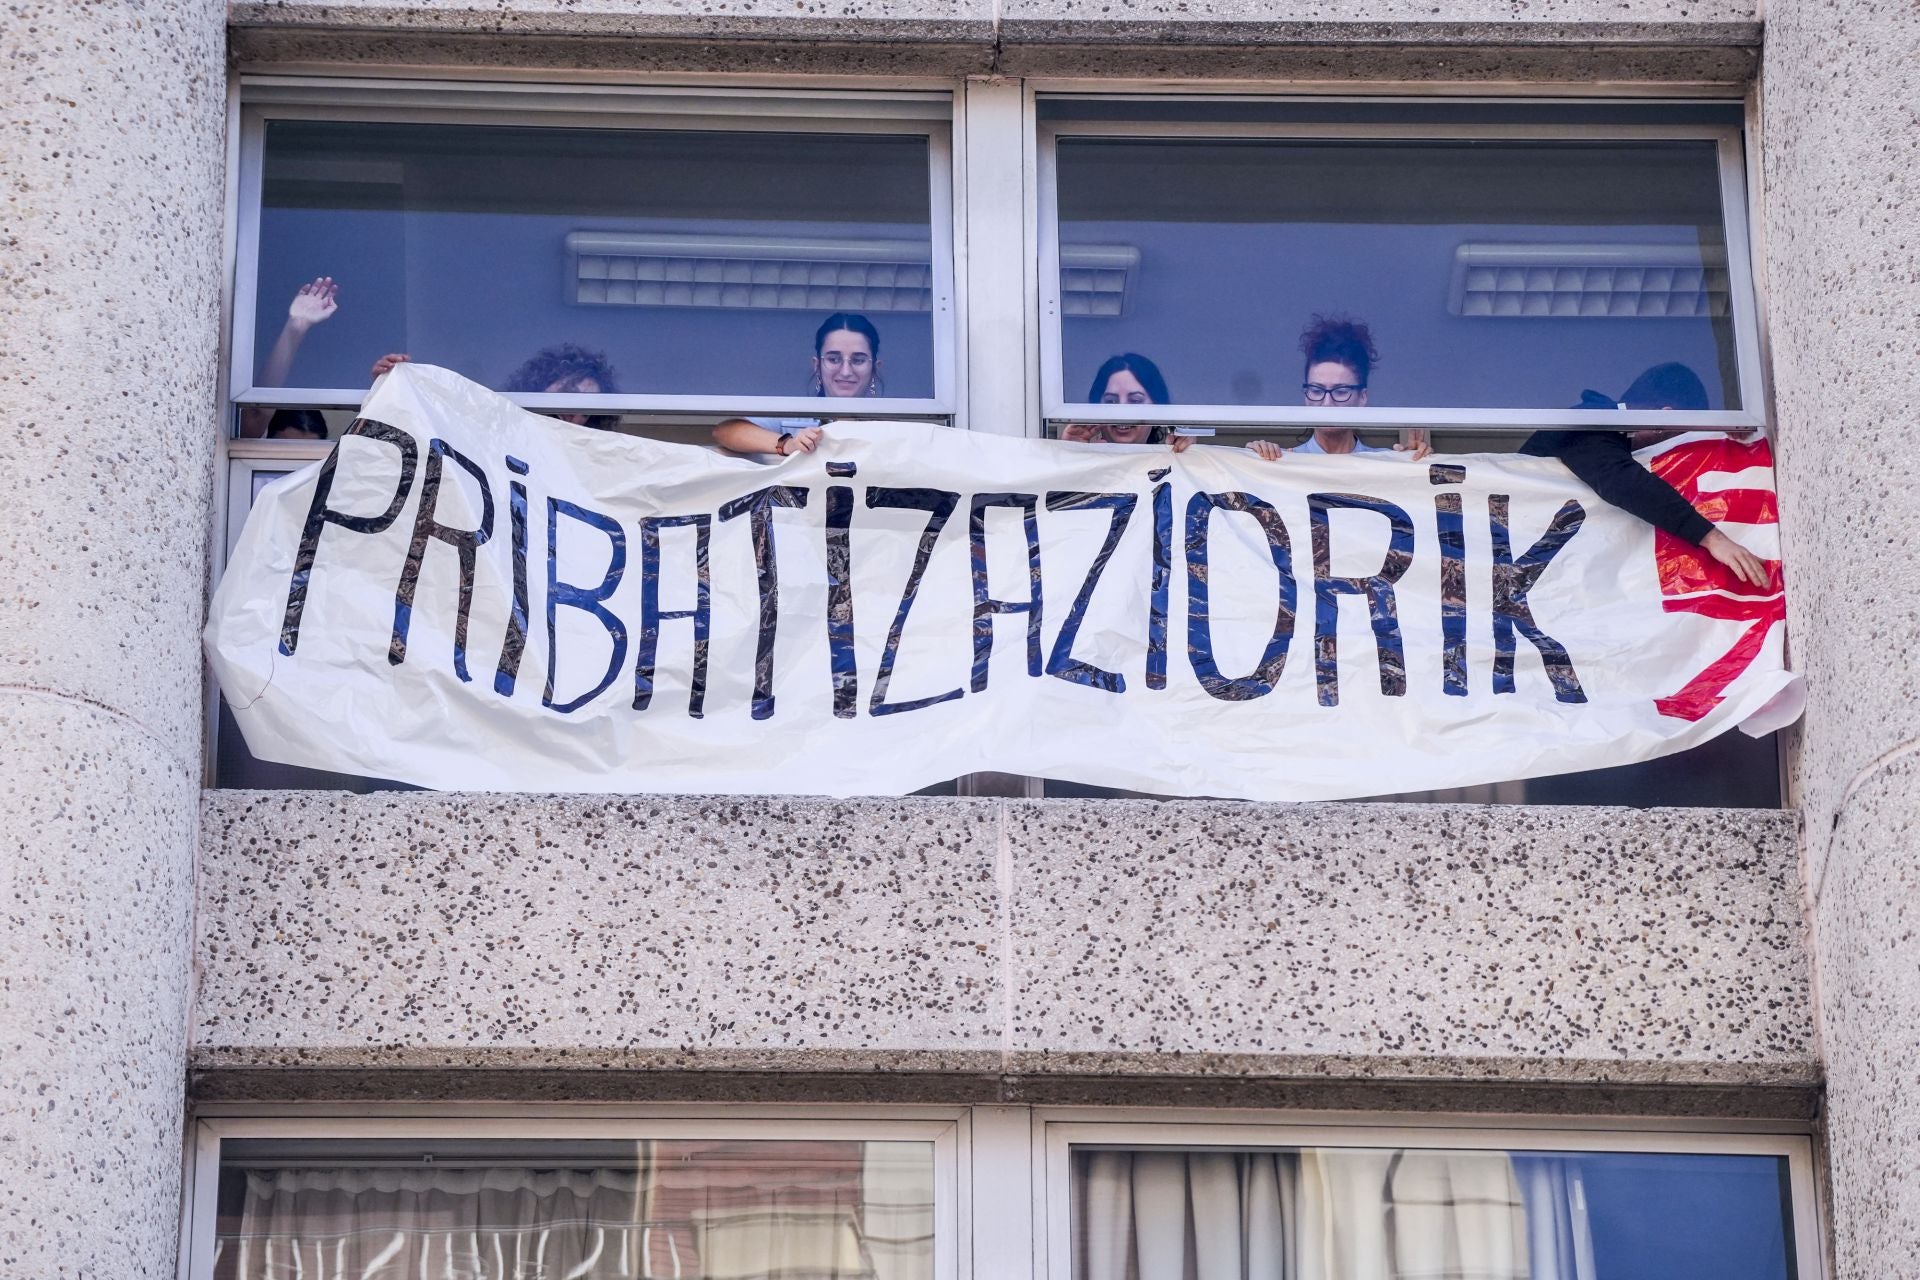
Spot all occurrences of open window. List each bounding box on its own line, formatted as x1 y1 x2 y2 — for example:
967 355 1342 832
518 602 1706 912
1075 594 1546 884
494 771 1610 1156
1037 99 1765 446
231 81 958 444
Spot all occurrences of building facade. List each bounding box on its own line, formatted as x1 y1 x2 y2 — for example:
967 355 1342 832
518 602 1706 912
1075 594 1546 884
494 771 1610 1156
1 0 1916 1275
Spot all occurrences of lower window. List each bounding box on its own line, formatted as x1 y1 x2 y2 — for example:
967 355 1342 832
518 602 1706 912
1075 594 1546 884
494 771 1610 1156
208 1135 938 1280
1068 1143 1801 1280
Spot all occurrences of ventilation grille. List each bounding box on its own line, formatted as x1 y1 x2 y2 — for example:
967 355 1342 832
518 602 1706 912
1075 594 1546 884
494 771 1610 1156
1058 243 1140 318
568 232 1139 317
1449 243 1731 318
568 232 935 313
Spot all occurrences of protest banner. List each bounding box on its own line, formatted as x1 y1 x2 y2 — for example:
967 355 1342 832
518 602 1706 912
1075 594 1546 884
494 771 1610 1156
207 363 1798 798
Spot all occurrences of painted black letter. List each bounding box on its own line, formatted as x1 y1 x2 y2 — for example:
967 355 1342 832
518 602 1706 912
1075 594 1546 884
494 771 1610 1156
825 483 859 719
969 493 1042 693
1148 470 1172 690
543 498 627 714
1184 491 1296 701
1309 493 1414 707
280 421 418 656
1044 491 1136 693
389 438 494 681
492 457 532 697
865 486 964 716
633 514 711 718
1431 464 1468 697
717 484 809 721
1490 494 1588 703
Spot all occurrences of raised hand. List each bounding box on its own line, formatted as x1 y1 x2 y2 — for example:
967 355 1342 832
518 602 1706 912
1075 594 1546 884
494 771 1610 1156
286 277 338 332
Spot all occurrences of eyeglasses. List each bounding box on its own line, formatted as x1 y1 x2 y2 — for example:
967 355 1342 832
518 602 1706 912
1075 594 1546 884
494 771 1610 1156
1303 383 1365 405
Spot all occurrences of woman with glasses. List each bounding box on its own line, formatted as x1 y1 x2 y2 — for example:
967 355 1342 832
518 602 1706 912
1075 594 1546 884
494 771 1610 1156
711 312 885 457
1247 315 1427 461
1060 353 1191 451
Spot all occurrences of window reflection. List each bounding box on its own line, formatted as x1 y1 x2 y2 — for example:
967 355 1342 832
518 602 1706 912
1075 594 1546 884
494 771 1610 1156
1072 1146 1795 1280
247 121 938 414
214 1138 935 1280
1055 137 1739 412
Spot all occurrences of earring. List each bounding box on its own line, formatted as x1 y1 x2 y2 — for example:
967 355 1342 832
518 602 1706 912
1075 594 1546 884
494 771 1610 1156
867 377 884 397
809 373 824 395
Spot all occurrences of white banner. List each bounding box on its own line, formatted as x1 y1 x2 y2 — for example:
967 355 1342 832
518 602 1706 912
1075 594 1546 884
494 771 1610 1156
207 363 1798 799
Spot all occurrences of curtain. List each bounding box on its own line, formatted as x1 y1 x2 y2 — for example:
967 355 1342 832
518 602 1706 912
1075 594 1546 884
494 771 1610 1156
214 1140 931 1280
212 1165 647 1280
1076 1149 1591 1280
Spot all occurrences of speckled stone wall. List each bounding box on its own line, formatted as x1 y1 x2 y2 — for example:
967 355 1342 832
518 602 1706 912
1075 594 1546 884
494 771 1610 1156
193 794 1814 1113
0 1 227 1275
1764 0 1920 1272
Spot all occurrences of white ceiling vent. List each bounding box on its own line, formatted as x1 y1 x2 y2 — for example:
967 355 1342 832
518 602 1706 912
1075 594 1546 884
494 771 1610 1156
568 232 1138 317
1058 243 1140 318
1448 243 1730 318
568 232 937 313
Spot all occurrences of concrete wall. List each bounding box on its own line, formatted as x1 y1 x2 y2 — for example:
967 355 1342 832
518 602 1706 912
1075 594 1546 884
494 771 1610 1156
193 794 1815 1116
0 2 227 1275
1763 0 1920 1272
228 0 1762 82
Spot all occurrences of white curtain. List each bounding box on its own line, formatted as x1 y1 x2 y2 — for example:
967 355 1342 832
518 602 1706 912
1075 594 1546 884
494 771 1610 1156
212 1166 647 1280
1077 1149 1588 1280
214 1141 931 1280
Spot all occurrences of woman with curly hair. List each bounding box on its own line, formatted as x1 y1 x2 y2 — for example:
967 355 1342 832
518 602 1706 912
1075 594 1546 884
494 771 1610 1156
1246 314 1427 461
369 343 622 431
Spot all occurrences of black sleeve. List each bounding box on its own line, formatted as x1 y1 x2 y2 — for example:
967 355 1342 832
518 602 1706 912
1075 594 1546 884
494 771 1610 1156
1520 430 1715 546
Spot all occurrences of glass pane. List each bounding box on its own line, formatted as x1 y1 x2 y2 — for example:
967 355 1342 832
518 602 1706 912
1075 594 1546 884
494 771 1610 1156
1071 1145 1795 1280
215 1137 935 1280
247 120 937 414
1055 137 1740 413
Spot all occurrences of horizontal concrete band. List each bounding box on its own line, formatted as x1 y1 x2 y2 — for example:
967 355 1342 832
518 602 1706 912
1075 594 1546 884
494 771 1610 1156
195 793 1814 1110
190 1065 1820 1120
227 7 1761 79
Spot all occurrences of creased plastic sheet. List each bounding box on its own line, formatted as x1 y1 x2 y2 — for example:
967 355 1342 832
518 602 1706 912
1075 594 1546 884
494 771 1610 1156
205 363 1799 798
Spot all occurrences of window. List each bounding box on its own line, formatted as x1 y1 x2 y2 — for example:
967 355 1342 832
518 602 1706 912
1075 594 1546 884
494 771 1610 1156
1044 1121 1820 1280
231 83 957 438
1038 99 1764 438
190 1123 952 1280
183 1112 1822 1279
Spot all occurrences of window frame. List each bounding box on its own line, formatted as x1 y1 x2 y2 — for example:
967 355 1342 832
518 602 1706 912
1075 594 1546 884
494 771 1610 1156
230 77 962 422
1035 1111 1826 1280
182 1109 965 1280
176 1105 1824 1280
1036 112 1768 434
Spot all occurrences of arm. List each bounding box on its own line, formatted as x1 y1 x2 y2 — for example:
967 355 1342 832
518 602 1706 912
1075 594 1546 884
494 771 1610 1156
711 419 820 456
1534 431 1715 545
1532 430 1771 589
240 277 339 438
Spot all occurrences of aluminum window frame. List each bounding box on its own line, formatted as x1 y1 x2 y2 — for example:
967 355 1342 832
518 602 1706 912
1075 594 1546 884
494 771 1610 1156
1036 1111 1825 1280
230 77 961 422
181 1109 966 1280
1036 113 1768 434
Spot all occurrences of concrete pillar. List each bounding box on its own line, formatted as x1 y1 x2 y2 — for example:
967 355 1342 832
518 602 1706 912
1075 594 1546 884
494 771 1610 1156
0 1 227 1274
1763 0 1920 1271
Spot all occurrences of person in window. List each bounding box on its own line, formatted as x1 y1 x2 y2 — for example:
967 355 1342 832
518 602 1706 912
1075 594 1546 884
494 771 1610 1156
1245 314 1429 461
1060 353 1192 453
239 276 337 438
263 409 328 441
710 313 885 457
1520 362 1770 588
370 344 622 430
